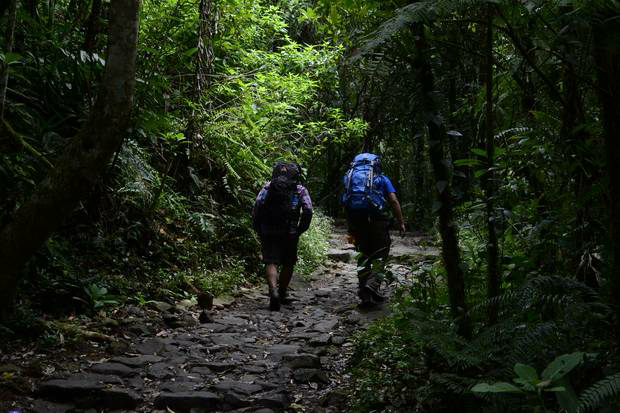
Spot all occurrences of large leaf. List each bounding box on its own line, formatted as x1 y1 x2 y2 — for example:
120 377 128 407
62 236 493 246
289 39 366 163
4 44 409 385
541 352 584 382
554 376 578 413
454 158 482 167
2 52 22 65
471 382 523 393
470 148 488 157
514 363 539 382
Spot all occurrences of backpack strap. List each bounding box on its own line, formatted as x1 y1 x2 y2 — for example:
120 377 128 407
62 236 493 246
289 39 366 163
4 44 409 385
345 167 354 195
367 159 375 192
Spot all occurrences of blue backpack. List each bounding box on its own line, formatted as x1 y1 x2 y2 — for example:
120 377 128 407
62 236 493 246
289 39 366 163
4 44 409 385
342 153 386 213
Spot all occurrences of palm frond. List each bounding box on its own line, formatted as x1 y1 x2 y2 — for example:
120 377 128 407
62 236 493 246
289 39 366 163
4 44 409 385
349 0 486 63
494 126 532 140
577 372 620 413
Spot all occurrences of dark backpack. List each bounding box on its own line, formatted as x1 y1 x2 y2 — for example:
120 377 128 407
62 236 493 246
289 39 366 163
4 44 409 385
342 153 386 214
260 162 302 232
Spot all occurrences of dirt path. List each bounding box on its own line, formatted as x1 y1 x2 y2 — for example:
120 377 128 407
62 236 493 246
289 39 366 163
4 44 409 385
2 230 436 412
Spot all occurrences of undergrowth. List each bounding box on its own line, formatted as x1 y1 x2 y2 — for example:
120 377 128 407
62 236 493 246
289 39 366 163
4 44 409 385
2 142 333 344
348 210 618 413
296 210 333 277
350 273 617 412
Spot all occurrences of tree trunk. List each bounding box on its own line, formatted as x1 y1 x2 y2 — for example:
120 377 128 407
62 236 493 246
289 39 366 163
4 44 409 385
496 7 564 106
592 5 620 341
482 5 500 325
414 24 471 339
0 0 18 119
323 134 341 216
196 0 216 104
560 8 597 288
188 0 217 146
0 0 141 321
0 1 9 18
83 0 103 53
412 127 431 229
25 0 38 19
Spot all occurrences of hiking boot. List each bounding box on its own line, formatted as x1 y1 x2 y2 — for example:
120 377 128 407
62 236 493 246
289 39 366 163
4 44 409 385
278 287 293 305
269 288 280 311
365 285 385 303
358 287 374 307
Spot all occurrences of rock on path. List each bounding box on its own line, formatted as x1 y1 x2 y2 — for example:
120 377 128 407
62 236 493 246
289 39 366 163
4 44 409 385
2 229 434 412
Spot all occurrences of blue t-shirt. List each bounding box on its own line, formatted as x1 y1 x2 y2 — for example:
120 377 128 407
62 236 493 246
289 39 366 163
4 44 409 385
374 175 396 197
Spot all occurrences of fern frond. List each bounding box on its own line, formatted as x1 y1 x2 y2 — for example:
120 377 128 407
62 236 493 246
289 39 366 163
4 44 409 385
468 290 523 315
525 275 597 295
114 140 159 209
506 322 559 366
577 372 620 413
429 372 476 395
424 335 482 370
494 126 532 140
396 307 483 370
521 276 599 309
350 0 484 62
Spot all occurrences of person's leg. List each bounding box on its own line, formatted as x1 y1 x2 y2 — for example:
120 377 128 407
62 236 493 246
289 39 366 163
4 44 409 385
356 230 374 305
357 253 374 306
265 263 278 290
347 213 374 305
266 263 280 310
278 235 299 304
279 264 294 302
261 236 281 311
363 219 391 302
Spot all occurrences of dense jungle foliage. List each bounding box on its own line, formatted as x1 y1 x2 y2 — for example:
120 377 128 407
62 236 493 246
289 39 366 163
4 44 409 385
1 0 620 412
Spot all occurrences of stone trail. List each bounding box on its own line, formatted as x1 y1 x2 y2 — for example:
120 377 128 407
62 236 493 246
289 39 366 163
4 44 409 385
3 229 435 412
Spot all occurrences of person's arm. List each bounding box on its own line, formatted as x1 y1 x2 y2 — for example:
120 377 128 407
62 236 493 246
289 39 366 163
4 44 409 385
381 175 406 235
387 192 406 235
297 186 313 235
252 186 268 233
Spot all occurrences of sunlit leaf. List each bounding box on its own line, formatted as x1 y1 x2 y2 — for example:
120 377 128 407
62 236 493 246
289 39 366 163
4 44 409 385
471 382 523 393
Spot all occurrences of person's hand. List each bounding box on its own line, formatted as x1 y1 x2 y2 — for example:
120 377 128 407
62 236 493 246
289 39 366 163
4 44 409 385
346 233 356 245
398 222 406 237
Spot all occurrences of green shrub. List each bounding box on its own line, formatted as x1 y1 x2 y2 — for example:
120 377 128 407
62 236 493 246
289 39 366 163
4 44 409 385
190 258 249 297
350 315 422 411
296 209 333 276
349 295 479 412
349 269 614 413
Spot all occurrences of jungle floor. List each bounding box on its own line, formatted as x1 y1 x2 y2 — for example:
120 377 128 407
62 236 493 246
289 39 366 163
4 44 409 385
0 229 437 413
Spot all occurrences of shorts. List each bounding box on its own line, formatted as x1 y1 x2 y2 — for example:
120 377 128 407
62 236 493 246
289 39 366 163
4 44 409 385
260 234 299 266
347 214 391 262
347 214 391 289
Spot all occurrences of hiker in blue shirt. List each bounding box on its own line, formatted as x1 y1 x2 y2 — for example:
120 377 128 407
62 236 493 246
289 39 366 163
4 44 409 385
342 153 405 307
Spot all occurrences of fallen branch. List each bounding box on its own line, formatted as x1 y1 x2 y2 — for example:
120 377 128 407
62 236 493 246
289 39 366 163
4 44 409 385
48 321 115 343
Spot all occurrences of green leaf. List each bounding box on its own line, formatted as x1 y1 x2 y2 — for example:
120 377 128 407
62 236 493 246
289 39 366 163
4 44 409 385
513 378 536 392
474 168 488 178
541 352 584 382
184 47 198 57
3 52 22 65
493 147 506 158
545 386 566 392
472 382 523 393
514 363 539 382
454 158 481 167
554 376 578 413
436 180 447 193
471 148 487 157
537 380 552 388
